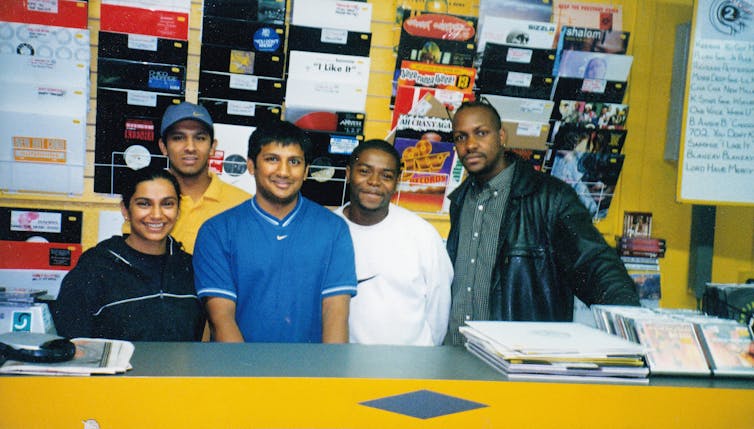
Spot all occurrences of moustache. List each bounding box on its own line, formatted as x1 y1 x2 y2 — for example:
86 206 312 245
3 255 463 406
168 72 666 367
462 152 486 162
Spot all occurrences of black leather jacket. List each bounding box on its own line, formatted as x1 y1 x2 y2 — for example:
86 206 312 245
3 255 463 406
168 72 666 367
446 153 640 322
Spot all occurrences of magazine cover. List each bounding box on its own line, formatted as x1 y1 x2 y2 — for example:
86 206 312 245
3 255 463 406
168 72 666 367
300 131 359 207
553 1 623 31
634 320 711 375
292 0 371 32
477 16 556 54
555 51 633 81
552 125 627 154
101 0 191 40
555 100 628 129
477 69 555 100
392 60 476 109
93 87 181 195
550 150 625 220
392 136 456 214
552 77 627 106
556 26 630 54
392 0 477 51
629 271 661 301
510 148 547 171
391 114 455 213
480 42 556 74
394 10 477 68
204 0 286 24
478 0 553 22
623 211 653 238
284 107 365 136
397 61 476 93
210 123 256 195
695 321 754 377
392 10 477 107
392 85 472 129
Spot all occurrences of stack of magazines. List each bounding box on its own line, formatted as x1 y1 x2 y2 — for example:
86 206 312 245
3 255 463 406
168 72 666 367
0 338 134 376
460 321 649 384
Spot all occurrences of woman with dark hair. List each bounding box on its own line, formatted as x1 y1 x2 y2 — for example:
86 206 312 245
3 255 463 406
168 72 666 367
53 168 205 341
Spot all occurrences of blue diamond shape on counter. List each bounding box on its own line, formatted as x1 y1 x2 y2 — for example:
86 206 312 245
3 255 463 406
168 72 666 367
359 389 488 419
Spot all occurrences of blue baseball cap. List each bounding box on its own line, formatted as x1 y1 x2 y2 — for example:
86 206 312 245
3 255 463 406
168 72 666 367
160 102 214 137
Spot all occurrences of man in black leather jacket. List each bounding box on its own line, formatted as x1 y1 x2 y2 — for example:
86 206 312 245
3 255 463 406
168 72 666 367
445 101 639 346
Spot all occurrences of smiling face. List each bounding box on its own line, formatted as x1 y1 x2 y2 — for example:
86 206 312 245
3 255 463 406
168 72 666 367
159 119 217 178
248 142 308 216
346 148 399 224
451 105 510 183
121 178 179 255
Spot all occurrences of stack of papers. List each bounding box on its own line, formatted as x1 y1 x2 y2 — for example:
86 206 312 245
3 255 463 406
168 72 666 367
460 321 649 384
0 338 134 376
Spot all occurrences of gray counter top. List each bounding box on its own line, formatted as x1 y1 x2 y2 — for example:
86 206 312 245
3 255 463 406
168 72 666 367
122 342 754 389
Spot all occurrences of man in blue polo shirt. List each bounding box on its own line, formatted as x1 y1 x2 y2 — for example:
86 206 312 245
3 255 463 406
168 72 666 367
193 120 357 343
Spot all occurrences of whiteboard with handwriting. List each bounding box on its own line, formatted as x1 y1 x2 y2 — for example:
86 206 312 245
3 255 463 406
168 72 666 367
677 0 754 205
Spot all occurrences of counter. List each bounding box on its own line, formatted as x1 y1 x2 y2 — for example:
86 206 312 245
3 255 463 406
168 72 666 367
1 342 753 428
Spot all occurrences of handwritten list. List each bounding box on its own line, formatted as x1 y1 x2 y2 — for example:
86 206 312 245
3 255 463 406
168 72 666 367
679 0 754 205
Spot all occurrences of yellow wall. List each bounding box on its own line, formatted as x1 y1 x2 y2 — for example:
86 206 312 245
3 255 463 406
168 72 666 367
1 0 752 309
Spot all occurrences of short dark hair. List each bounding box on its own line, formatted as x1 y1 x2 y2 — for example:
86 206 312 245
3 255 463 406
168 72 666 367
121 167 181 209
247 120 312 165
454 100 502 130
348 139 401 172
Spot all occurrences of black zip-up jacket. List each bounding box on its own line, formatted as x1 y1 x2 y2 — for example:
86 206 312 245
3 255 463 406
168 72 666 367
446 153 640 322
53 236 205 341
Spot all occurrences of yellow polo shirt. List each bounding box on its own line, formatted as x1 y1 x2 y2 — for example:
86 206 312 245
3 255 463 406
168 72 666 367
172 172 252 254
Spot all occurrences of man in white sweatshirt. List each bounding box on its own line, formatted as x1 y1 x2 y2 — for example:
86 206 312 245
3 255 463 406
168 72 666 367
335 139 453 346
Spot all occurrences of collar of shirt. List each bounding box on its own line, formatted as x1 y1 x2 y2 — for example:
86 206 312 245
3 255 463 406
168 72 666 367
178 172 223 209
199 172 225 202
470 163 514 197
251 193 303 227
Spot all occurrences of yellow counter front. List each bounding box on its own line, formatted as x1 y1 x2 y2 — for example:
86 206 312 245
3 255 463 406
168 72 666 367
1 343 753 428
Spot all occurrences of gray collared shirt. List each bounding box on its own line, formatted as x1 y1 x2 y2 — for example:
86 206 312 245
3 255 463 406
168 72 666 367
447 165 514 346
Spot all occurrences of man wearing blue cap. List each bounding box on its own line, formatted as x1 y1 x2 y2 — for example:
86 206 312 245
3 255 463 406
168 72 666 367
158 102 251 254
